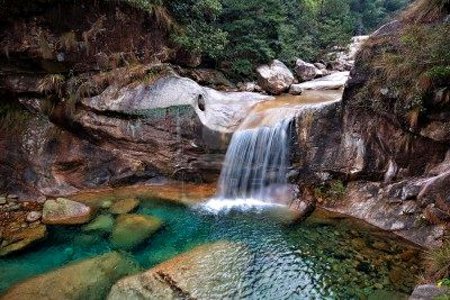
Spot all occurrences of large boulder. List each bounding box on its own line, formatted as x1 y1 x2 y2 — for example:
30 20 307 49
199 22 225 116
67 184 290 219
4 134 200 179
108 241 251 300
2 252 139 300
111 214 163 250
42 198 94 225
82 75 271 133
294 59 321 82
256 60 295 95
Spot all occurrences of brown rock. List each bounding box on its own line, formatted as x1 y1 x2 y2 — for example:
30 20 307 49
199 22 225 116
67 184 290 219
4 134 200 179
0 225 47 256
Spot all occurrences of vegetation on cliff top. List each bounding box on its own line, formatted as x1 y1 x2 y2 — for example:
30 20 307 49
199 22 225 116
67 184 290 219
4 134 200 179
0 0 410 78
167 0 411 77
351 0 450 131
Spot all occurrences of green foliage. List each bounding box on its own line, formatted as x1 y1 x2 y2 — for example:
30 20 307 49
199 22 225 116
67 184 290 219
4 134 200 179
168 0 227 59
0 0 411 79
438 278 450 288
166 0 410 78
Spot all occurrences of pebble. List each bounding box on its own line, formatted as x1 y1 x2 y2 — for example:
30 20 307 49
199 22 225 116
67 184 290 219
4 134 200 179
0 197 6 205
26 211 42 223
7 194 19 200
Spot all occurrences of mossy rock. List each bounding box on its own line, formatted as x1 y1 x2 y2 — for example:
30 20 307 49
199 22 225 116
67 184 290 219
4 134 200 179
82 214 114 234
2 252 140 300
111 214 163 250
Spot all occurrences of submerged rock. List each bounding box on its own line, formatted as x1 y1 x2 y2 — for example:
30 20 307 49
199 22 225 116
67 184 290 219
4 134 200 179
83 215 115 234
256 60 295 95
108 241 251 300
0 225 47 257
2 252 139 300
111 214 163 250
42 198 94 225
109 198 140 215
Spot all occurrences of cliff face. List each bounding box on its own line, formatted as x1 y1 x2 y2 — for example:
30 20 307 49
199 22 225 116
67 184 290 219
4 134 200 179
0 1 271 198
295 3 450 247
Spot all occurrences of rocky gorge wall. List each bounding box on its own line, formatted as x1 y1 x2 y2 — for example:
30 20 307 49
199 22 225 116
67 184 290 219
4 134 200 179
294 10 450 248
0 0 272 199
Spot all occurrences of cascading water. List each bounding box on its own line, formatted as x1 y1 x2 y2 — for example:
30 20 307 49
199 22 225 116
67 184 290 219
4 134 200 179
217 118 292 200
202 112 295 212
202 90 342 212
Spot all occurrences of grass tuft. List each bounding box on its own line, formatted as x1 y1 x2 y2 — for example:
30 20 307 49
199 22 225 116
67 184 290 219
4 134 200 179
425 238 450 282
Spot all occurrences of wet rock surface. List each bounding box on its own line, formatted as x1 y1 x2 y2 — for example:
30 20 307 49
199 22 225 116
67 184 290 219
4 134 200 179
291 71 349 91
0 225 47 257
1 73 273 197
0 196 46 256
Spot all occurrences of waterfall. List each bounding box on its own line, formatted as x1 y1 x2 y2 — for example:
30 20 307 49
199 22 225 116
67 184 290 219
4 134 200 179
217 118 292 201
200 113 294 212
200 91 342 212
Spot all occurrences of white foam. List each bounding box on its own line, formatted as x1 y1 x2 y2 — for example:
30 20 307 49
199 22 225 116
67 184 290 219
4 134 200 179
197 197 283 214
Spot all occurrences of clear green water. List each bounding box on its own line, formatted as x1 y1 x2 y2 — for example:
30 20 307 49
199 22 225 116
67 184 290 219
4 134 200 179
0 199 421 299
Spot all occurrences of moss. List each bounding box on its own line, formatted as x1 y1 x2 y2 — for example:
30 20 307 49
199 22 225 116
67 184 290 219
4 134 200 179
314 180 346 202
